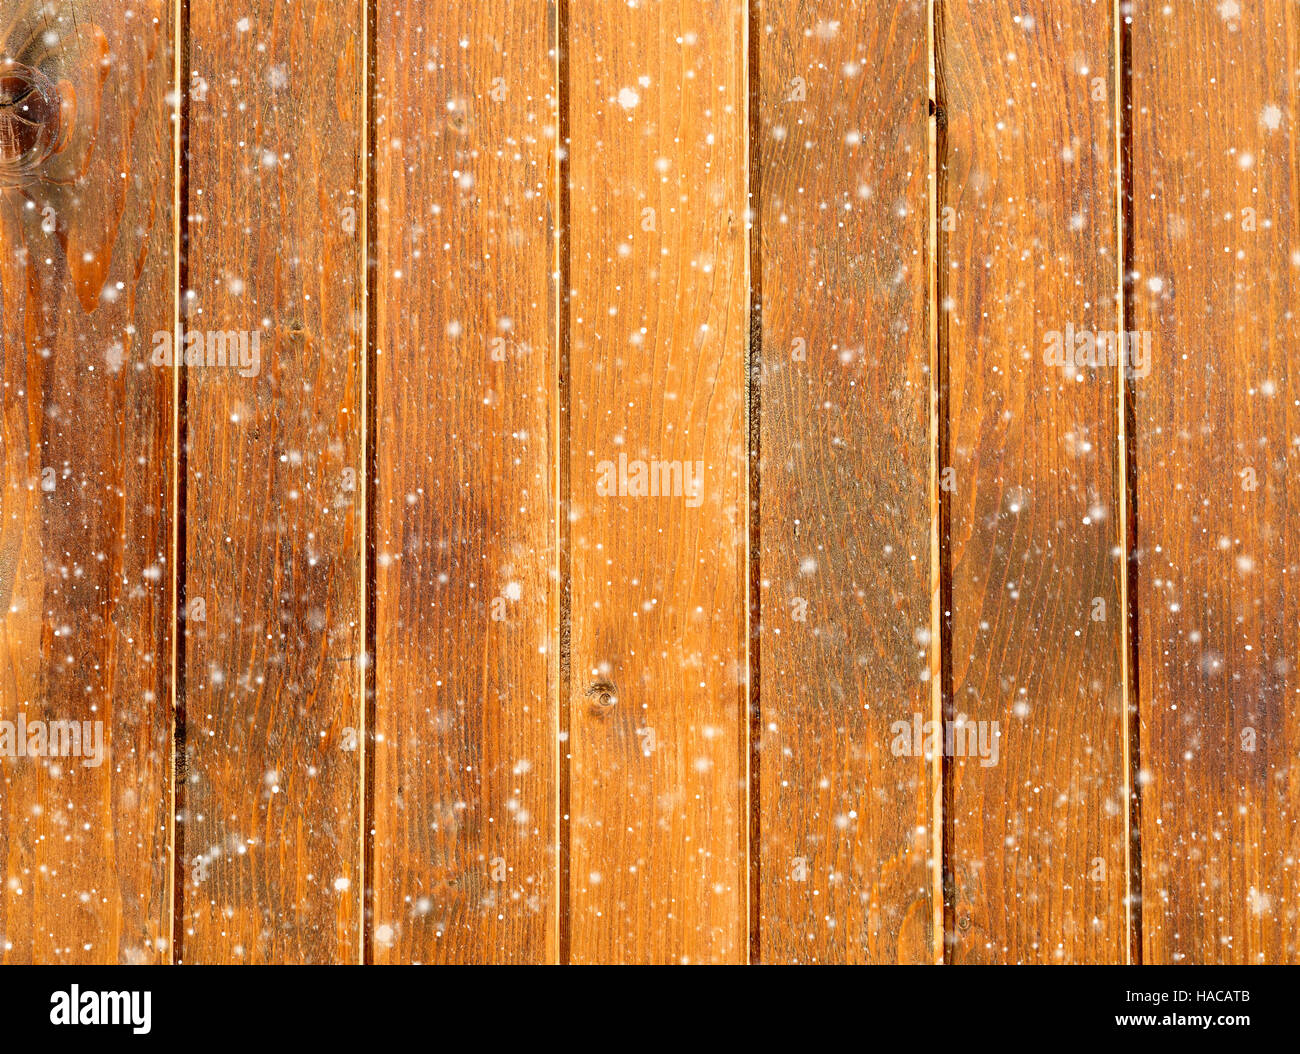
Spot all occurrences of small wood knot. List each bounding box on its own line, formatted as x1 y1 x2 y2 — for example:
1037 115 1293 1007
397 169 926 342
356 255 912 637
585 681 618 715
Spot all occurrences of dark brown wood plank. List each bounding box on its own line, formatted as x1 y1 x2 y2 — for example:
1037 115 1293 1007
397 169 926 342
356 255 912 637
939 0 1129 962
755 0 936 963
180 0 365 962
0 0 174 963
1133 0 1300 964
371 1 558 963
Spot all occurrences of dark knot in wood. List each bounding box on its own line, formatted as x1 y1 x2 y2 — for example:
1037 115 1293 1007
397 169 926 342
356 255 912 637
585 681 619 716
0 60 70 188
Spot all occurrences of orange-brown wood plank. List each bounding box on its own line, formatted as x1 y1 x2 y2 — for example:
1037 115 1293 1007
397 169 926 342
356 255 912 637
1132 0 1300 964
754 1 935 963
371 3 558 962
0 0 175 964
180 0 365 962
567 0 748 964
939 0 1128 962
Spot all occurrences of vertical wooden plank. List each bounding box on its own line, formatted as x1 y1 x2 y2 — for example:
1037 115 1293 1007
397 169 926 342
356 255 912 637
567 0 748 964
939 1 1128 961
754 1 935 963
181 0 365 961
371 2 558 962
0 0 174 963
1133 0 1300 964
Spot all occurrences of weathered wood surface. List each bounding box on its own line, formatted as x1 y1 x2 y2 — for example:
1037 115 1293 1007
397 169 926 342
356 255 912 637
371 0 558 964
1132 0 1300 964
566 0 749 963
0 0 1294 965
0 0 174 964
938 0 1129 962
754 0 936 964
180 0 365 962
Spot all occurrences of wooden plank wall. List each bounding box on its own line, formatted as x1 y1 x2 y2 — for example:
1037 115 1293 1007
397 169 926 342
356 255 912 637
0 0 1296 965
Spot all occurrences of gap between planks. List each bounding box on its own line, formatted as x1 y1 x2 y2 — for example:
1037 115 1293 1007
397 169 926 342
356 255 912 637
168 0 189 966
1114 0 1143 968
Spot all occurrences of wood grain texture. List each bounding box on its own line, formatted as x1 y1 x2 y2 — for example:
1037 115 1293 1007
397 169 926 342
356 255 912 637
371 1 558 964
754 0 935 963
567 0 748 963
1132 0 1300 964
938 0 1128 962
180 0 365 962
0 0 174 964
0 0 1296 969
